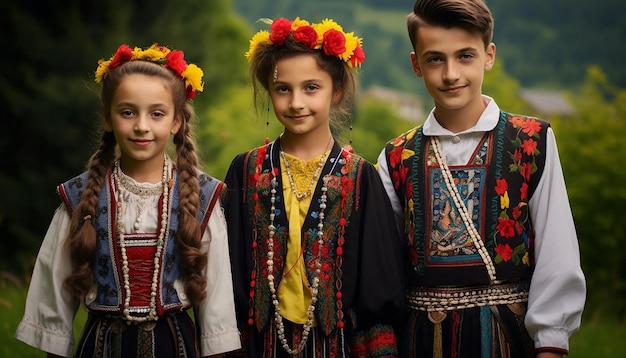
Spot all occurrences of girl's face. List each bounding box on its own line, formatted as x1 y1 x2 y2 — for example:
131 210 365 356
269 54 338 140
105 73 181 179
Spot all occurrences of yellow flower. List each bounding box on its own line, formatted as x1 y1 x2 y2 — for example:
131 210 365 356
245 30 271 61
135 47 166 61
341 32 359 62
291 16 310 31
500 191 510 209
522 252 530 266
182 64 204 92
402 149 415 161
94 59 111 84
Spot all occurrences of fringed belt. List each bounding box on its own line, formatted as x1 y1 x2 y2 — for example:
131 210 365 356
407 282 529 312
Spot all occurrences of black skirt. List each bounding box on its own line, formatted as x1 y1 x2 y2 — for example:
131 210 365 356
74 311 199 358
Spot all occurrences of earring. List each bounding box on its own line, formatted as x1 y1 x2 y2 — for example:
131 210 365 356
265 103 270 144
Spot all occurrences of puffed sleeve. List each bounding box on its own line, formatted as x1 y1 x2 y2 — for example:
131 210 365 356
195 197 242 356
525 128 586 353
14 204 80 357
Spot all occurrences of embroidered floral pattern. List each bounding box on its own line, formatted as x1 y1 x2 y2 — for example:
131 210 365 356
245 144 361 334
492 115 543 266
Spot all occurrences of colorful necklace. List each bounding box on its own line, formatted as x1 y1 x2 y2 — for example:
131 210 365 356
267 141 343 355
431 137 497 282
112 155 172 322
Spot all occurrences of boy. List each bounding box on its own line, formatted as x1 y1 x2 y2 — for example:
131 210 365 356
376 0 586 357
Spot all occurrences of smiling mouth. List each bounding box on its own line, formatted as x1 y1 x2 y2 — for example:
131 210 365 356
442 85 466 92
287 114 310 120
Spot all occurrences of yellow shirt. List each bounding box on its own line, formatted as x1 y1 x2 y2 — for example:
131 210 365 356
278 151 328 324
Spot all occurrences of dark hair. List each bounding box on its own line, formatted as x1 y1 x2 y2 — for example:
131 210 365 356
407 0 494 51
249 37 356 137
64 60 208 305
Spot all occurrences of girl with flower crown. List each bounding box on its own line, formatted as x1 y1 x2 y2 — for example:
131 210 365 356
15 44 241 357
223 17 406 357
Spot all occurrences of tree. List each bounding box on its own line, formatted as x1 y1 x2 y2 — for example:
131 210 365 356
550 66 626 320
0 0 249 274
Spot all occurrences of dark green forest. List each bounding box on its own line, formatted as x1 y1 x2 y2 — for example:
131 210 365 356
1 0 625 323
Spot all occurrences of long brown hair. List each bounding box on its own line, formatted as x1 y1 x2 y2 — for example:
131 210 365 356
63 60 208 305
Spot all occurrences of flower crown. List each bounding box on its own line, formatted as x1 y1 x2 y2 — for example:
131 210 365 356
245 17 365 68
95 43 204 100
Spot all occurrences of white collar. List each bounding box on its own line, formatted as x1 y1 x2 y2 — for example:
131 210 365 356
423 95 500 136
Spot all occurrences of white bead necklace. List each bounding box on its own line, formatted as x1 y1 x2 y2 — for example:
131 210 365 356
267 143 343 355
431 137 497 282
113 156 172 323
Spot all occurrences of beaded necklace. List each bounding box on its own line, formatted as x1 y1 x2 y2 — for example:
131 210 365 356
431 137 497 282
267 141 343 355
280 150 326 201
112 156 172 323
280 136 333 201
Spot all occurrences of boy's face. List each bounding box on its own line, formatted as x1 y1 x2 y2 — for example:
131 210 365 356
410 23 495 124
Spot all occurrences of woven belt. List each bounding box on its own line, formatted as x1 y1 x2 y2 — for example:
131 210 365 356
408 282 529 312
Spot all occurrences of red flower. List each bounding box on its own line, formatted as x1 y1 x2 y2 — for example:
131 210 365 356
165 50 188 76
186 87 196 100
322 29 346 57
513 149 522 163
293 25 318 48
520 139 537 156
349 43 365 67
512 206 522 220
388 146 403 168
109 44 133 68
510 116 525 128
520 183 528 200
520 162 532 181
270 18 292 45
495 178 508 195
496 217 516 238
392 166 408 190
495 243 513 262
256 145 267 166
521 119 542 137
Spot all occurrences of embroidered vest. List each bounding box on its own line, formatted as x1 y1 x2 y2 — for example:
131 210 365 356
242 140 363 335
57 168 223 315
383 112 548 287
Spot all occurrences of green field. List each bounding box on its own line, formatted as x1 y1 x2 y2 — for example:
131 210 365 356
2 273 624 357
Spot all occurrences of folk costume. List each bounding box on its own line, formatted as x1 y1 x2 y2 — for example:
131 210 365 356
15 159 241 357
377 97 585 357
224 138 406 358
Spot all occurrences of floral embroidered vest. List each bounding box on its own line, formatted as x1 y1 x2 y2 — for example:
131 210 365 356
57 169 223 315
242 141 362 335
382 112 549 287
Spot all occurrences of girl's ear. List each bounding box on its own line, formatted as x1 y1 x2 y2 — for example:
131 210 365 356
332 86 344 105
170 113 183 135
103 116 113 132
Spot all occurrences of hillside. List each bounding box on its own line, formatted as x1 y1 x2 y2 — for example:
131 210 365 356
232 0 626 92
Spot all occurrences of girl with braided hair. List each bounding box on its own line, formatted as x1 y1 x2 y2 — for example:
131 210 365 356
15 44 241 357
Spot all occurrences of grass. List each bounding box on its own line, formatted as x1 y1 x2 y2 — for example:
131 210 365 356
2 272 625 357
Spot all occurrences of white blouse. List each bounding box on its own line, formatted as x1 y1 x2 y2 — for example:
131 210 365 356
376 96 586 352
15 173 241 357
